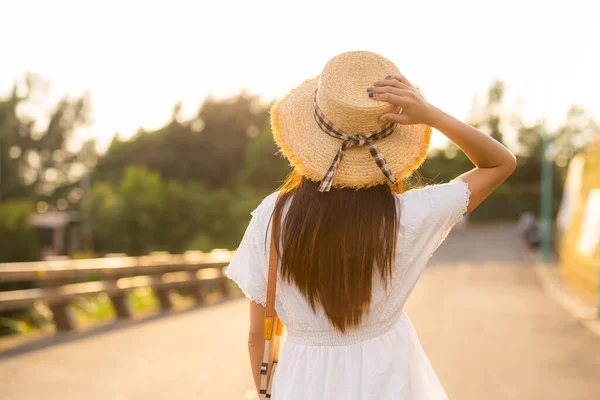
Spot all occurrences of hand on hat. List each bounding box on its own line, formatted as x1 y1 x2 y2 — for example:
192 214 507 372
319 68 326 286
368 75 435 126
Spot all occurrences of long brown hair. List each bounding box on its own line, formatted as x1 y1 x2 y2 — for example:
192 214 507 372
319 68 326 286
269 170 401 332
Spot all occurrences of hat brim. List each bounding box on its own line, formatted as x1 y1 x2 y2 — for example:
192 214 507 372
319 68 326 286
271 76 431 189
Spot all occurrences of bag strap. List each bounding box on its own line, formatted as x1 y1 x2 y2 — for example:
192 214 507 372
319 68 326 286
259 192 286 399
264 191 284 341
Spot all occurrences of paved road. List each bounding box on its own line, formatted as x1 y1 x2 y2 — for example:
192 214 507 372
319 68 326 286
1 224 599 399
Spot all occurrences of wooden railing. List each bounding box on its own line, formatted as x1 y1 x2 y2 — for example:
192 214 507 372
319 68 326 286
0 250 235 332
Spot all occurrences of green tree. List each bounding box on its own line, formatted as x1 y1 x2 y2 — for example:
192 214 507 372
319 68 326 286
92 93 270 190
517 121 545 160
118 166 165 255
0 86 29 201
553 106 600 160
468 79 506 145
0 200 40 262
0 74 95 202
89 182 122 253
160 180 215 253
87 93 279 255
236 122 291 191
90 166 165 255
486 80 505 144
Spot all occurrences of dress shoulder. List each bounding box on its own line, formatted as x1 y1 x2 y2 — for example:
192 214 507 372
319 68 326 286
398 178 471 264
224 191 282 306
400 177 470 228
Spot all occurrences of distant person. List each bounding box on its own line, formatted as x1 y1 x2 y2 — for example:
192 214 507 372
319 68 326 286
518 212 540 260
225 51 516 399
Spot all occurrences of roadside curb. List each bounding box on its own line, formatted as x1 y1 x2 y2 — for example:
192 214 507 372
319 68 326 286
533 263 600 338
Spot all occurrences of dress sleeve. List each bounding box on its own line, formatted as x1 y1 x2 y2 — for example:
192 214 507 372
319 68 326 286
223 204 269 306
401 177 471 266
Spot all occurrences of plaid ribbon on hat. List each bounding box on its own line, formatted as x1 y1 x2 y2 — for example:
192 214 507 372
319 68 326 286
312 90 398 192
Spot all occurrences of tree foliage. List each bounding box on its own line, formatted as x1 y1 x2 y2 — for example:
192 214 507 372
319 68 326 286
0 74 95 201
0 200 40 263
85 93 290 256
92 93 271 189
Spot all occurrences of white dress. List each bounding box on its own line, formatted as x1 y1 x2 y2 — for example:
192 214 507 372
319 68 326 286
225 178 471 400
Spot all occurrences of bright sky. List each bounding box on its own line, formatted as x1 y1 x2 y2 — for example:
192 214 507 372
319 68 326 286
2 0 598 152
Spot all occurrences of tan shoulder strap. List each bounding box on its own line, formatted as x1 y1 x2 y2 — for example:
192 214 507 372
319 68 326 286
264 191 284 340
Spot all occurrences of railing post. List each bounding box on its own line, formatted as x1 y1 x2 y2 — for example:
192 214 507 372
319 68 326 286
105 271 132 320
151 275 173 311
45 279 76 332
187 269 206 304
110 291 132 319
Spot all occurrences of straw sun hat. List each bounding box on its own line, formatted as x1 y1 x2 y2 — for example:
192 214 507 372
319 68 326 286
271 51 431 192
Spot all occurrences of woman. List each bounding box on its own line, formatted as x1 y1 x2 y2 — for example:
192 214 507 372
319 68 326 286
225 51 516 399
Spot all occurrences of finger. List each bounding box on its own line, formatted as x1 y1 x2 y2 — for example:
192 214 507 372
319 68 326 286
370 92 408 106
372 79 410 90
369 86 412 97
387 74 413 87
379 112 411 124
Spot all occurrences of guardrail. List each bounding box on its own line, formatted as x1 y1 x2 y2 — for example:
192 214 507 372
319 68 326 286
0 250 235 332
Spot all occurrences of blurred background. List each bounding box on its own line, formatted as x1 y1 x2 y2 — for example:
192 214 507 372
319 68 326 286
0 1 599 399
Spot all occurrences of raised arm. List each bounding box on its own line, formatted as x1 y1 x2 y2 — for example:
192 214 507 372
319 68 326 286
370 74 516 215
425 106 516 214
